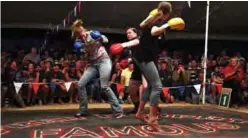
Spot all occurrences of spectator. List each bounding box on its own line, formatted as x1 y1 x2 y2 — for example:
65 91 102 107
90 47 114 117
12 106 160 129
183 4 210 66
223 57 245 107
50 61 66 104
26 62 39 105
65 62 79 103
159 61 173 103
172 63 189 101
240 74 248 106
121 63 134 102
23 47 40 64
159 61 172 87
211 66 224 99
42 50 53 63
3 60 26 107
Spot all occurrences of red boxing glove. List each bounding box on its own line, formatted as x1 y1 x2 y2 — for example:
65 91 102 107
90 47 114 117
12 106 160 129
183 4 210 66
119 59 129 69
109 43 124 55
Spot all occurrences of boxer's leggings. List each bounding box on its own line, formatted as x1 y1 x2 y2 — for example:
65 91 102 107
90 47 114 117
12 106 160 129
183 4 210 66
133 57 162 106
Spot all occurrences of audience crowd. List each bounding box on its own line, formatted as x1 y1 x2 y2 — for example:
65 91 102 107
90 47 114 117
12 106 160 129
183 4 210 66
2 46 248 108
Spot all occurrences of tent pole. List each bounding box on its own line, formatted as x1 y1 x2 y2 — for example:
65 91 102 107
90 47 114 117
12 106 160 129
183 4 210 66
202 1 210 105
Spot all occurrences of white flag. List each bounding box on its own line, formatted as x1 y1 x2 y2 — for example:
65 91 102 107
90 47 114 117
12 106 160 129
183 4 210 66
14 82 23 94
63 19 66 27
44 39 47 46
56 25 59 32
65 82 72 92
194 84 201 94
187 1 191 8
74 7 77 17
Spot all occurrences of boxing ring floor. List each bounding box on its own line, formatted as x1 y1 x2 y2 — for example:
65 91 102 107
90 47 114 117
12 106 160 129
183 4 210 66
1 104 248 138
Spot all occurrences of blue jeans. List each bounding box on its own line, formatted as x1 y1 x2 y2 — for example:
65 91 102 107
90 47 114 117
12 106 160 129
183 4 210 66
77 58 123 114
133 58 162 106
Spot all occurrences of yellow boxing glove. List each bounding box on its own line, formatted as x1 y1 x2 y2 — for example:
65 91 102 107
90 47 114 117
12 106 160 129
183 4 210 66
161 17 185 31
149 9 161 17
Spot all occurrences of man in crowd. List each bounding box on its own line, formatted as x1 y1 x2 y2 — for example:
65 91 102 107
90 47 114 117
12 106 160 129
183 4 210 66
223 57 244 107
23 47 40 64
121 63 134 102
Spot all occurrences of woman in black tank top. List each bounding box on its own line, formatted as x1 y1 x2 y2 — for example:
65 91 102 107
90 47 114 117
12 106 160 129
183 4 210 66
134 2 173 131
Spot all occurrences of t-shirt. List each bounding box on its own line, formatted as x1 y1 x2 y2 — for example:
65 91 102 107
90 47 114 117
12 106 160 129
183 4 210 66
121 68 133 86
133 21 163 62
51 71 65 80
23 53 40 64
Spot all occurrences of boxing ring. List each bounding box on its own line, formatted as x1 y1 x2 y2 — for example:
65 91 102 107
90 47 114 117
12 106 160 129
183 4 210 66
2 1 248 138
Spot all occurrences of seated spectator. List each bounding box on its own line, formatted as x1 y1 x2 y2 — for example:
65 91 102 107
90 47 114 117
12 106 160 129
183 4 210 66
240 74 248 106
186 60 201 102
65 62 79 103
50 61 67 104
159 61 172 87
4 60 26 107
27 62 40 105
42 50 53 63
121 63 134 102
223 57 245 107
172 63 189 101
159 61 173 103
23 47 40 64
211 66 224 97
109 62 123 103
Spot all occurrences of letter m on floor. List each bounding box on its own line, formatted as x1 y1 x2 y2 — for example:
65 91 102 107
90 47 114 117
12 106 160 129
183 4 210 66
100 126 149 137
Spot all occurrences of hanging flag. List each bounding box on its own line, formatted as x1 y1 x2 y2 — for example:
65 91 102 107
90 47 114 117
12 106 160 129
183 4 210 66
116 83 124 94
56 25 59 32
178 86 185 96
78 1 81 12
194 84 201 94
65 82 72 92
14 82 23 94
74 6 77 17
44 39 47 46
162 88 169 98
67 14 70 24
50 82 57 93
63 19 66 27
32 83 40 95
216 84 223 94
187 1 191 8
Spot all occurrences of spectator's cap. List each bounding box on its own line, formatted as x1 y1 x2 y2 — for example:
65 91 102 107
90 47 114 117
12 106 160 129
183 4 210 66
239 57 246 62
54 60 61 66
22 64 28 71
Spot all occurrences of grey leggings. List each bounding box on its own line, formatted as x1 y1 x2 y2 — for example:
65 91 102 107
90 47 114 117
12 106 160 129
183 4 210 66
133 58 162 106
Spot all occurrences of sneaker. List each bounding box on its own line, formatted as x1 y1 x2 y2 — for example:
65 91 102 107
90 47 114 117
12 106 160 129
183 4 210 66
113 113 124 119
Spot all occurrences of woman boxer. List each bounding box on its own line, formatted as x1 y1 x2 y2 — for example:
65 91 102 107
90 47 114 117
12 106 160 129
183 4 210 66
110 2 185 130
71 19 123 118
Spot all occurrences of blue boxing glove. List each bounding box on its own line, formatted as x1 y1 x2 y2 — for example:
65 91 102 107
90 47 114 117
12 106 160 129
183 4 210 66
74 41 84 49
90 30 102 39
90 30 109 44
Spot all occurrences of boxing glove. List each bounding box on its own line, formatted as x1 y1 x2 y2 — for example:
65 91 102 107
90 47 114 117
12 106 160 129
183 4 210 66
74 41 84 49
149 9 162 17
161 17 185 31
90 30 108 43
119 58 129 69
110 43 124 55
90 30 102 39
